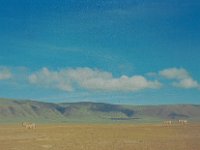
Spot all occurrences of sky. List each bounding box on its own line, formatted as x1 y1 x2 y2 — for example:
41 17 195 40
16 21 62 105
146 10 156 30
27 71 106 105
0 0 200 104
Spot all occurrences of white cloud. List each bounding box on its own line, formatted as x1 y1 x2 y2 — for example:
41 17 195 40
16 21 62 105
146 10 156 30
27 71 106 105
0 67 12 80
79 75 161 92
159 68 189 80
28 67 161 92
159 68 199 89
172 78 199 89
29 67 73 91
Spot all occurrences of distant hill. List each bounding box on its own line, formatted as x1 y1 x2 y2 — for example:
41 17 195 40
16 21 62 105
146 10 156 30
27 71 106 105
0 98 200 123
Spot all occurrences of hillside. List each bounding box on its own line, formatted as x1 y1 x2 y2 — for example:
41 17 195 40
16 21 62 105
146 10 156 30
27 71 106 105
0 98 200 123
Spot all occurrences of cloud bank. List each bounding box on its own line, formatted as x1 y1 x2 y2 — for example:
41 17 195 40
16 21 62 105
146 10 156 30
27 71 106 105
0 67 12 80
159 68 199 89
29 67 161 92
1 66 199 92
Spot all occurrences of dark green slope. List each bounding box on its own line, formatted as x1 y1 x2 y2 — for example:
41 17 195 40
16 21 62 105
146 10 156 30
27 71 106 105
0 98 200 123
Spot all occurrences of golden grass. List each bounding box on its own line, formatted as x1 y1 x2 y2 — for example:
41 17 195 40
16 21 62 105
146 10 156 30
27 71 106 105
0 123 199 150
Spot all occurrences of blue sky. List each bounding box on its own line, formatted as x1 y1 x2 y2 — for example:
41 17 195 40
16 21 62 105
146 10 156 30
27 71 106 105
0 0 200 104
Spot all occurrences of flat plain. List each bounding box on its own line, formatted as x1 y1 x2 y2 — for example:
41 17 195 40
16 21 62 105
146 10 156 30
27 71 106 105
0 123 199 150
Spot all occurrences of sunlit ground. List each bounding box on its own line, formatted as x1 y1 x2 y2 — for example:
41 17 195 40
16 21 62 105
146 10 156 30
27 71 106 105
0 123 199 150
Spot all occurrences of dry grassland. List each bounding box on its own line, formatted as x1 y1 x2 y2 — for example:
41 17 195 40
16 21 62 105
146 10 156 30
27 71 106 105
0 123 199 150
